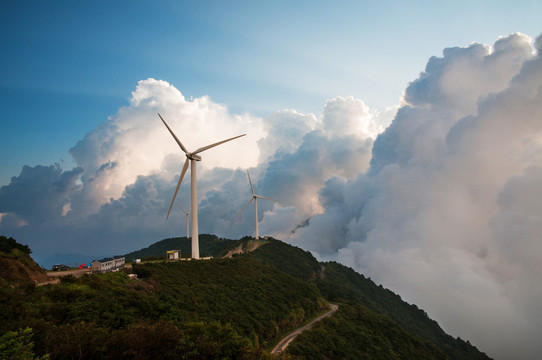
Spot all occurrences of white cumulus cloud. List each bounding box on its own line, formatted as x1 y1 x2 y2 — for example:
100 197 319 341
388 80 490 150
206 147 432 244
291 32 541 360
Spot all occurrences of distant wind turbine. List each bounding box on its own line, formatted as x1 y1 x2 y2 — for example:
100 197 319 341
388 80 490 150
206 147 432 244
159 113 246 259
179 205 190 239
237 170 278 240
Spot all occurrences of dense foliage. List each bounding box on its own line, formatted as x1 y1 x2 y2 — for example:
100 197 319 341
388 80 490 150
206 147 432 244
0 327 49 360
312 262 491 360
288 302 445 360
0 235 31 255
242 238 322 281
1 253 324 358
1 236 491 359
238 240 490 359
130 258 326 343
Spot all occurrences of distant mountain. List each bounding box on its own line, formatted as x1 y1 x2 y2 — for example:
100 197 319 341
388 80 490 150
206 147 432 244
1 235 491 359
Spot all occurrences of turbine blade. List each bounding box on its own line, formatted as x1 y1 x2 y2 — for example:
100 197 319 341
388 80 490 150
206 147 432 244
255 195 278 202
236 198 253 217
158 113 189 154
166 158 190 220
247 170 255 196
192 134 246 155
178 205 188 215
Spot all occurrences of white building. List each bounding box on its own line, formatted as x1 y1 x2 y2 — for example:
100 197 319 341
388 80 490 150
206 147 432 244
166 250 181 261
91 256 125 273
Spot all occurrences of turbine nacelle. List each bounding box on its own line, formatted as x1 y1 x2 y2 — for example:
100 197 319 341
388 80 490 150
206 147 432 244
187 153 202 161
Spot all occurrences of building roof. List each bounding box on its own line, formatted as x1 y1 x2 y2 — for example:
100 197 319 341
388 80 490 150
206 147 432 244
92 255 125 264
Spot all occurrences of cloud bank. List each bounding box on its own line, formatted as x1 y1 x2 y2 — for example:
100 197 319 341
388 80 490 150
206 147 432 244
1 33 541 359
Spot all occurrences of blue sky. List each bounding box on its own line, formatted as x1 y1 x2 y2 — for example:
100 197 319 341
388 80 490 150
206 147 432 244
1 2 542 358
1 0 541 186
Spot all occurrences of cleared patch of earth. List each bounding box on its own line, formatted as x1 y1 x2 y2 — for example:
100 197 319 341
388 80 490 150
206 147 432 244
223 239 268 258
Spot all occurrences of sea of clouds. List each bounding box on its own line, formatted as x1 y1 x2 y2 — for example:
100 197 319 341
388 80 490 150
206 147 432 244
1 33 541 359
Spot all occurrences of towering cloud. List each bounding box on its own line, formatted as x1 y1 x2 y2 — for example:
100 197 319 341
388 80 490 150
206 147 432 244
68 78 264 213
0 33 540 359
292 33 541 359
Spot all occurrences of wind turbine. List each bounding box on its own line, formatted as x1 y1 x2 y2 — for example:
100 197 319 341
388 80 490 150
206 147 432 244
237 170 278 240
179 205 190 239
159 113 246 259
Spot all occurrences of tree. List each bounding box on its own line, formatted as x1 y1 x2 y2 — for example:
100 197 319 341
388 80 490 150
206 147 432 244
0 327 49 360
0 236 31 255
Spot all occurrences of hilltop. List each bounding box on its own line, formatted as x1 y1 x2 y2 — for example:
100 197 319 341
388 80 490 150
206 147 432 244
123 234 242 260
0 236 491 359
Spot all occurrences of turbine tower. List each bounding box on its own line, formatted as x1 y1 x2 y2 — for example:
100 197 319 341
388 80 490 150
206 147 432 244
237 170 278 240
179 206 190 239
159 113 246 259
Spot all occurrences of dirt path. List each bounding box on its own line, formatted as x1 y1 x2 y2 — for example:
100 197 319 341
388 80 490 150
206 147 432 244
271 303 339 355
47 268 92 278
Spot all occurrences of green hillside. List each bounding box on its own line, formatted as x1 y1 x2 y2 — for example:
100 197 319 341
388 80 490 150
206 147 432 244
313 261 490 359
288 301 446 359
242 239 490 359
0 236 491 359
241 238 323 281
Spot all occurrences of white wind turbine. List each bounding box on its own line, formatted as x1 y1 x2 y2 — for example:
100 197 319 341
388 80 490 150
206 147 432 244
237 170 278 240
179 206 190 239
159 113 246 259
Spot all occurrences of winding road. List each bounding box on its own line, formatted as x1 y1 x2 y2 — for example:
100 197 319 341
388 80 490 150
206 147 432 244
271 303 339 355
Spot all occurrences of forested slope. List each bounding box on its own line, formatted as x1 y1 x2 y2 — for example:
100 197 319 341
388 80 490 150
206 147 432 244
313 261 490 359
241 239 490 359
1 243 325 358
1 236 491 359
